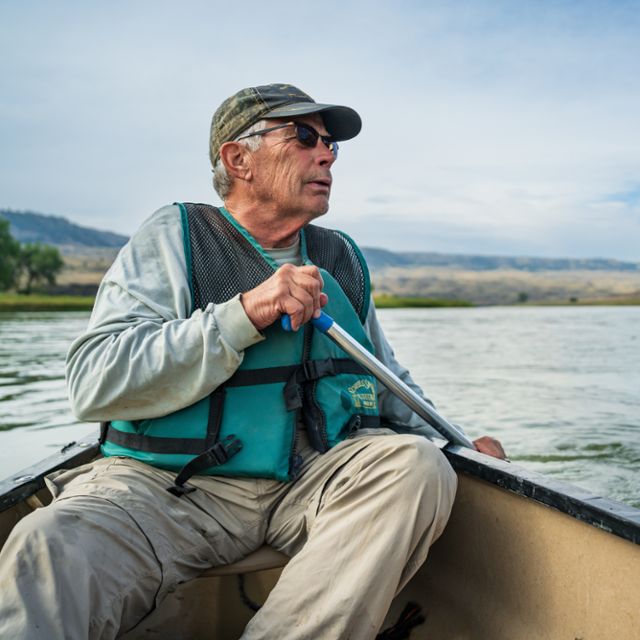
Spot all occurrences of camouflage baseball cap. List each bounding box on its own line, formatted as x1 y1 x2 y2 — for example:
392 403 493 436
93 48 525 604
209 83 362 165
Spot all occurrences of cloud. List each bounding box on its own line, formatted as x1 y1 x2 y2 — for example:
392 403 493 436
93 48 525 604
1 0 639 259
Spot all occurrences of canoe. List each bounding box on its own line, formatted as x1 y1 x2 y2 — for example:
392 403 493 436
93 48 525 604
1 436 639 639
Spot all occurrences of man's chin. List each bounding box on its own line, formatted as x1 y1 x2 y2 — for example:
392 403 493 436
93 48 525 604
286 196 330 221
308 203 329 220
310 195 330 217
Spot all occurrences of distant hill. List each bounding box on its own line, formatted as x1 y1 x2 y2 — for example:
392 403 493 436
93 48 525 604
2 209 638 303
0 209 129 249
1 208 638 274
361 247 640 273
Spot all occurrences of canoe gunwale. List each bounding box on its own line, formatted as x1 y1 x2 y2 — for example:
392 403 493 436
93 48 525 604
443 444 640 545
1 435 639 546
0 436 99 513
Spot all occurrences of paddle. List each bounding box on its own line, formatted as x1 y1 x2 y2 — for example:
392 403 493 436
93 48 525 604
282 311 475 449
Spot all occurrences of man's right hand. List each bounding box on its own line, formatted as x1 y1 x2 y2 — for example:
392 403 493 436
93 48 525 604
240 264 328 332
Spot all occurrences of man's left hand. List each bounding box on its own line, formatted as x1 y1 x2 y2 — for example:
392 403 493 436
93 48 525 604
473 436 507 460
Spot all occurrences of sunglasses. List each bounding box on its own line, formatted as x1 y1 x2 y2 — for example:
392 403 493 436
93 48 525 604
236 121 339 158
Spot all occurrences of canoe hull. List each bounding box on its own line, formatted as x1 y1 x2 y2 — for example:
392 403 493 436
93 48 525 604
117 471 640 639
1 439 639 639
400 471 640 639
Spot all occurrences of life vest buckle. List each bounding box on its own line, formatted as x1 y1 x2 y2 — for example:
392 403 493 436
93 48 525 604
167 435 243 498
216 435 243 463
302 358 336 381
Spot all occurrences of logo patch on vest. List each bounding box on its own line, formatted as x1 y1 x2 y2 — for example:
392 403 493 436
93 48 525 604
345 379 377 410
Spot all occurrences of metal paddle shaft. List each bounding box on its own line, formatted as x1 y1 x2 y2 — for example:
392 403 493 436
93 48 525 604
282 312 475 449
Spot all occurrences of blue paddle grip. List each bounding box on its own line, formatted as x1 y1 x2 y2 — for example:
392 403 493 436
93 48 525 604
281 311 334 333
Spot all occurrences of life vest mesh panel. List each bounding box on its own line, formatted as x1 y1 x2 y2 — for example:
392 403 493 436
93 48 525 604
305 225 367 321
186 203 276 309
184 203 368 319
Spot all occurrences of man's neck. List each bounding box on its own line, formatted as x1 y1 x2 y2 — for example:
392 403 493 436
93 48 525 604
222 199 309 249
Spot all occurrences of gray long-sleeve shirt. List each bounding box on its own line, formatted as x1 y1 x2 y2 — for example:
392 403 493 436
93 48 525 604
65 205 443 441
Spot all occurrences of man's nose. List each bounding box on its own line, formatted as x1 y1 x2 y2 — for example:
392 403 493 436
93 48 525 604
316 140 336 167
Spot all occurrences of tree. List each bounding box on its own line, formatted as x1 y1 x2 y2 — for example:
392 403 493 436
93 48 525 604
0 218 20 290
18 242 64 294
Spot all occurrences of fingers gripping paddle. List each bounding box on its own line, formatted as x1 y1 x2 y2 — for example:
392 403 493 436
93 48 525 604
281 312 475 449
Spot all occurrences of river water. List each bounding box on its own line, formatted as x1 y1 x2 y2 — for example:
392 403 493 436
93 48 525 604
1 307 638 508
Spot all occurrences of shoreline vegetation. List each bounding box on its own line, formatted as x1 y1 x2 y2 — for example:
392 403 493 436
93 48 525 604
0 293 95 311
373 295 473 308
1 292 638 312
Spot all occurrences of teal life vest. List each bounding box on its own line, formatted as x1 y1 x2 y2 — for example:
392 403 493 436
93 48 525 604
101 203 380 494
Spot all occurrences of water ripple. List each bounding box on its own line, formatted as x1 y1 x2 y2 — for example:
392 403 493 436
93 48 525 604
1 308 639 508
379 306 640 507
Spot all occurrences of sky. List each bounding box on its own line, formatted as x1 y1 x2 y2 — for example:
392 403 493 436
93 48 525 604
1 0 639 260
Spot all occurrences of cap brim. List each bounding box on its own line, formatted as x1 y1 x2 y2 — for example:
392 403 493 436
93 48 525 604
264 102 362 141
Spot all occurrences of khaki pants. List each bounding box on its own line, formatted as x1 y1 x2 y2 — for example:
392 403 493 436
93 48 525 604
0 429 457 639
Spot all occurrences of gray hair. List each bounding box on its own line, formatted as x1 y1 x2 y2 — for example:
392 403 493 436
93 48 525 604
212 120 268 199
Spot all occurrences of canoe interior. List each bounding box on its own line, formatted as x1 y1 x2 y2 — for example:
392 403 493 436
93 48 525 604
1 439 639 639
116 472 640 640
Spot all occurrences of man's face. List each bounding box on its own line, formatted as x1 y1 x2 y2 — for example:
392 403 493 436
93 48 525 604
248 114 337 221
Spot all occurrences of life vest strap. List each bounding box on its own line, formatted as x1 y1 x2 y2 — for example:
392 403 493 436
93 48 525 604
347 414 381 431
223 359 363 389
167 435 243 497
284 358 368 411
102 424 210 454
99 422 109 445
224 364 299 387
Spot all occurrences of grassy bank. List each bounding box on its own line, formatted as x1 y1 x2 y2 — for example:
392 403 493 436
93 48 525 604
373 294 473 308
0 293 95 311
2 291 634 313
2 293 471 312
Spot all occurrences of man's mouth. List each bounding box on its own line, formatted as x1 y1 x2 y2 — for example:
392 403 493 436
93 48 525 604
308 178 332 190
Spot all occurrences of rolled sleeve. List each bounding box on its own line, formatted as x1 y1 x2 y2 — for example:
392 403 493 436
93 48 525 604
208 294 264 353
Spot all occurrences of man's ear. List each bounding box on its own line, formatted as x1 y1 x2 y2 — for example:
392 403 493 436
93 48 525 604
219 142 253 182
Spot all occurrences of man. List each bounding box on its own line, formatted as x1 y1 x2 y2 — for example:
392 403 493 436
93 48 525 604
0 83 505 639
